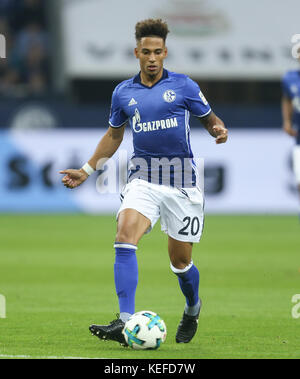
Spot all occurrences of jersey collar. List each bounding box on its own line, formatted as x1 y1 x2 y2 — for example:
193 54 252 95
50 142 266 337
133 69 169 88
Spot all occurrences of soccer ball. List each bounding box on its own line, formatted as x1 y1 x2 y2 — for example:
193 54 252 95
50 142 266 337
122 310 167 350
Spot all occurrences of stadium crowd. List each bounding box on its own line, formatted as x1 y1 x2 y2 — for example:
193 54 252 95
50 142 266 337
0 0 50 97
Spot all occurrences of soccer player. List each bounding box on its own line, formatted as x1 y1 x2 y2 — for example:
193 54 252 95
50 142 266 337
60 19 228 345
282 60 300 203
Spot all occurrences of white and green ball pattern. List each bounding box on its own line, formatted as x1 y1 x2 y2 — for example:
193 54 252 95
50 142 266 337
122 311 167 350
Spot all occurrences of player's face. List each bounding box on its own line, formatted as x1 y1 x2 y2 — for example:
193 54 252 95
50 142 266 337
135 37 167 79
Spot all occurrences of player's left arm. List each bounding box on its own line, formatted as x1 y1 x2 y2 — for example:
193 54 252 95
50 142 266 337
199 111 228 144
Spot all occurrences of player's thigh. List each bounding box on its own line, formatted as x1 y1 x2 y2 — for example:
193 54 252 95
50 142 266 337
168 236 193 269
116 208 151 245
117 179 161 242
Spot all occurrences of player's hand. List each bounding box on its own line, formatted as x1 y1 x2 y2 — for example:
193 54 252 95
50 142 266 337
212 125 228 144
283 122 298 137
59 168 88 189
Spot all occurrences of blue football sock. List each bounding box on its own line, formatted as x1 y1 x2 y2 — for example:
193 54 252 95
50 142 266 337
114 243 138 317
171 261 200 316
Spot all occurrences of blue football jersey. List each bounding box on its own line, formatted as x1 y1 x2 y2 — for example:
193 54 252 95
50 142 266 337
282 70 300 145
109 69 211 187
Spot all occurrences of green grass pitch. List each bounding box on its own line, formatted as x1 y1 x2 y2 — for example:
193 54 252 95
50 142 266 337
0 214 299 359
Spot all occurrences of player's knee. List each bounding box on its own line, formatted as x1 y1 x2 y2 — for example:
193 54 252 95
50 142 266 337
115 228 136 245
170 258 192 271
168 243 193 270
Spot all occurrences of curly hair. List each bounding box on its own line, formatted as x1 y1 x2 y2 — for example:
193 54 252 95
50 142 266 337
135 18 169 43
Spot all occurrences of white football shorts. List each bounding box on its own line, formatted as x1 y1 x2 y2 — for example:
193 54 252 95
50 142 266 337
293 145 300 184
117 179 204 243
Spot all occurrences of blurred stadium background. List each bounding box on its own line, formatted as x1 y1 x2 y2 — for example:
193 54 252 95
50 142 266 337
0 0 299 214
0 0 300 359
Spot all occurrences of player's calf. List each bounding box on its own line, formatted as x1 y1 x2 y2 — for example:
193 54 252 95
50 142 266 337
170 261 201 343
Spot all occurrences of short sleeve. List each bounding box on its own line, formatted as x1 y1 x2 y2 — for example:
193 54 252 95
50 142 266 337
109 86 128 128
184 77 211 117
281 74 292 99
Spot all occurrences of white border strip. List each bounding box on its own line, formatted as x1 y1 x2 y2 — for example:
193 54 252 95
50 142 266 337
0 354 106 359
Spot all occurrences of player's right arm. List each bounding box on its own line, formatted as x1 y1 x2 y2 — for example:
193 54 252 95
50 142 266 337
281 96 297 137
60 82 128 189
59 125 125 189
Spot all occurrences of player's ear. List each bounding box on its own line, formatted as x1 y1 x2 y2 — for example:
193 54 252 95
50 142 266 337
164 46 168 58
134 46 139 59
